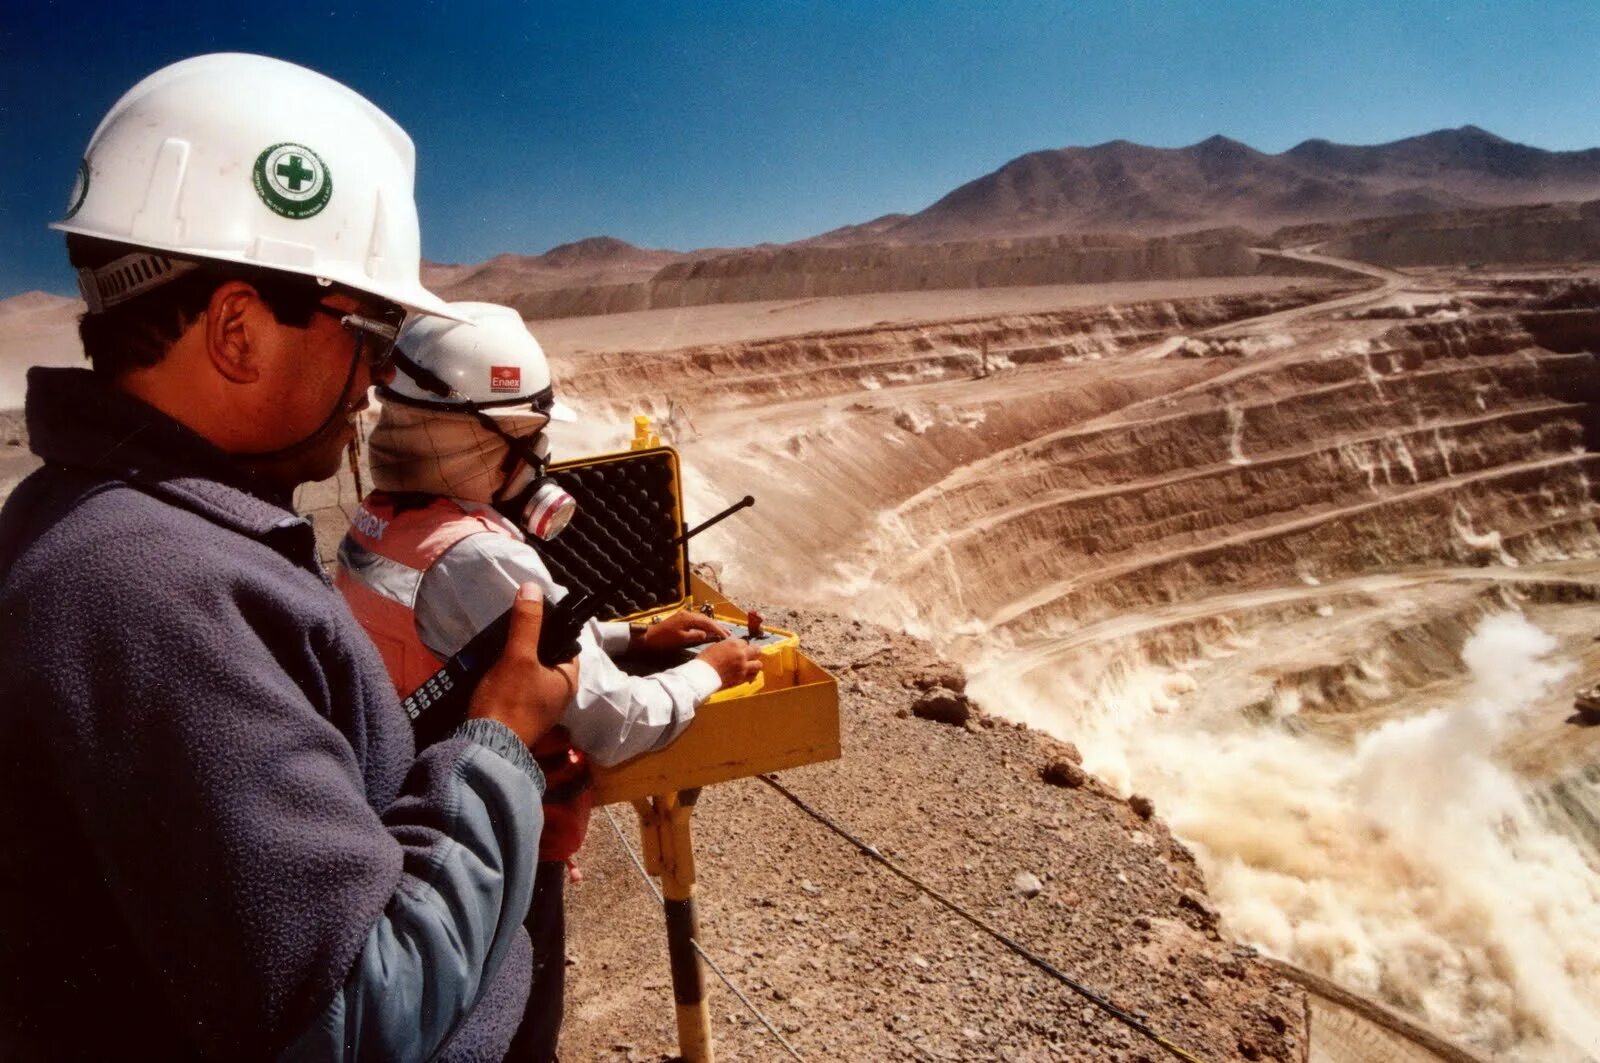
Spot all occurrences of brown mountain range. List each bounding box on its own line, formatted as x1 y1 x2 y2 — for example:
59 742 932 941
835 126 1600 244
414 127 1600 317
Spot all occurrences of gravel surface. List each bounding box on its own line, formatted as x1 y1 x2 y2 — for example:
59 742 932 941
561 605 1305 1062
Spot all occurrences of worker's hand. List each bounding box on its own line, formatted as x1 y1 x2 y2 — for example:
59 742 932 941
698 638 763 690
469 584 578 747
634 609 729 652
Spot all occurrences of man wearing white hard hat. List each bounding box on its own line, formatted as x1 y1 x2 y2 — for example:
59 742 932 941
338 301 762 1061
0 55 570 1061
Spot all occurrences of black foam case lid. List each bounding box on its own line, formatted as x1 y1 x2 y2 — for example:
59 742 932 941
533 447 687 620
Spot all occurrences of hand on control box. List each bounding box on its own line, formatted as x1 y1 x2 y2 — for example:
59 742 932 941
633 609 729 652
699 638 763 690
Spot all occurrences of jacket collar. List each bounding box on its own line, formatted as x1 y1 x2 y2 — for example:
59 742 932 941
451 497 526 541
25 367 312 548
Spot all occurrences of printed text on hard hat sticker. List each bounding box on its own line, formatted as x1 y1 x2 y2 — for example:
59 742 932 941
490 366 521 393
65 159 90 220
252 143 333 220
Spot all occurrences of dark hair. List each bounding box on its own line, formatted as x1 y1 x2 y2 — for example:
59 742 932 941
66 235 330 377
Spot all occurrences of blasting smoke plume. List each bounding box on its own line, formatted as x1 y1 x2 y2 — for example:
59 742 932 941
973 612 1600 1061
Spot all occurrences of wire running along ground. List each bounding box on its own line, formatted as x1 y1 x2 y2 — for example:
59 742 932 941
755 773 1208 1063
601 807 808 1062
601 777 1209 1063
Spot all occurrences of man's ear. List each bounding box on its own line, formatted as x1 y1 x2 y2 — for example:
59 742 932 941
204 281 266 384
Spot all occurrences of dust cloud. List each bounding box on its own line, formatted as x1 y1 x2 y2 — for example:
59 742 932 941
971 613 1600 1061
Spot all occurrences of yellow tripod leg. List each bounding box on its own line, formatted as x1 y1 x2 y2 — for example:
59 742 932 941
632 790 714 1063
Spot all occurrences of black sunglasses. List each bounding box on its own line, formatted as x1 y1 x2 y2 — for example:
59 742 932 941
311 303 407 370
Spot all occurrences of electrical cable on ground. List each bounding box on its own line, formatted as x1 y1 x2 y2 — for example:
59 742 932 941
756 774 1209 1063
601 807 808 1062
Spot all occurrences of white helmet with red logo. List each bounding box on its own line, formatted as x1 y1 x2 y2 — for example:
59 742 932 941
372 301 577 538
52 53 461 319
385 301 575 420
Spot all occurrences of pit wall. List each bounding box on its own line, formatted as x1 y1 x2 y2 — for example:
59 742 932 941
1276 200 1600 267
835 310 1600 648
491 232 1351 319
558 285 1355 414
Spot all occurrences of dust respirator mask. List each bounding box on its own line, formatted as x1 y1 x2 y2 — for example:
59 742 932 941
493 431 577 541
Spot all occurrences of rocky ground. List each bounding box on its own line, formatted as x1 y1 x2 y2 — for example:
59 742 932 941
562 601 1306 1062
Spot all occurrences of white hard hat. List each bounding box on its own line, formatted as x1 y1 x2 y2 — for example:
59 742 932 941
52 53 460 320
387 302 576 421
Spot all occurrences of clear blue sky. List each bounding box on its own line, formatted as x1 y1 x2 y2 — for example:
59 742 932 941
3 0 1598 298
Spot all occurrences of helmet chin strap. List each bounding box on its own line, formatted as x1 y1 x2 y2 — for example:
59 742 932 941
233 343 363 461
389 349 551 480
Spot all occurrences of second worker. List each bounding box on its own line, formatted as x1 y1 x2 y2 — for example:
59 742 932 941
335 300 761 1061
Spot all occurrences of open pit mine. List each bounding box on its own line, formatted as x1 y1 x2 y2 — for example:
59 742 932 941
7 239 1600 1060
514 250 1600 1061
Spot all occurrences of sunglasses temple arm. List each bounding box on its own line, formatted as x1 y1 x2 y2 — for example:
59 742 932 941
390 349 455 398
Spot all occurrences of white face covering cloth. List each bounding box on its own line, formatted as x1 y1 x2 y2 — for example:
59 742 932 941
366 401 548 503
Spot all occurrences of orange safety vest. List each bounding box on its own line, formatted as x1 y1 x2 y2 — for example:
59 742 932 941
336 491 591 864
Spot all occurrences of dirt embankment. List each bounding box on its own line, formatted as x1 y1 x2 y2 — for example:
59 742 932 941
1273 199 1600 267
556 283 1360 419
878 311 1600 648
563 606 1306 1062
0 292 85 410
433 231 1347 321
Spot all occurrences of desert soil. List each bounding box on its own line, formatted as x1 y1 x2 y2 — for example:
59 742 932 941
561 604 1305 1063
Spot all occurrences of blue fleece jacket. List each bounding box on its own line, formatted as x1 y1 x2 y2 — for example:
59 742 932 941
0 367 544 1061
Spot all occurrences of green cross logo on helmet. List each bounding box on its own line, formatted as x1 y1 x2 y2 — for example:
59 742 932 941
253 143 333 219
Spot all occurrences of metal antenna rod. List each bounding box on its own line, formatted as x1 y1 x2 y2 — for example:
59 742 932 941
673 495 755 547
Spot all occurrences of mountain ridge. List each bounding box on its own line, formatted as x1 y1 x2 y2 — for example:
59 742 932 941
854 126 1600 244
18 127 1599 306
438 127 1600 262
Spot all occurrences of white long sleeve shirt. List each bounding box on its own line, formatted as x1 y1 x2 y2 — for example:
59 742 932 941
413 502 719 767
